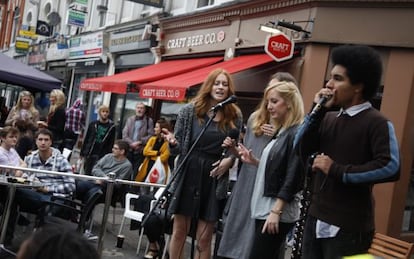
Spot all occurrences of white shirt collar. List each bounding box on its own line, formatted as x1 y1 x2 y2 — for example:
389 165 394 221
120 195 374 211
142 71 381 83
337 101 372 117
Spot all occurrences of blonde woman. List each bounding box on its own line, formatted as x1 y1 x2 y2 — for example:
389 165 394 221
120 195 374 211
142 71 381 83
218 72 299 259
38 89 66 151
6 91 40 158
6 91 40 136
237 81 305 258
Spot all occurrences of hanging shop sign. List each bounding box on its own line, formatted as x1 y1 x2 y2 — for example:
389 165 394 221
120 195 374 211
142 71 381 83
264 33 294 62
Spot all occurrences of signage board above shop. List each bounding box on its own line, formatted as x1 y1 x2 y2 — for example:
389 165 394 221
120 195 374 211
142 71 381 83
109 28 150 53
166 30 226 50
68 31 105 59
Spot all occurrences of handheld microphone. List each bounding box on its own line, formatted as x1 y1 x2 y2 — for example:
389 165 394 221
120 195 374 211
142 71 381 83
220 128 240 158
211 95 237 112
309 95 332 117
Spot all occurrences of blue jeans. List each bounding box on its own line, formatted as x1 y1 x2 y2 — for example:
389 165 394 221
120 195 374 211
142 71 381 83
6 189 54 242
302 215 374 259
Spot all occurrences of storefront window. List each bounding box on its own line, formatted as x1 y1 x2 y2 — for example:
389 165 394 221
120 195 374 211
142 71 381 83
11 7 20 44
197 0 215 8
110 92 150 138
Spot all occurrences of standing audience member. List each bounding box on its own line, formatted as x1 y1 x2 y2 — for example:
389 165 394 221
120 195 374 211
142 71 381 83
6 128 75 246
80 105 116 175
37 89 66 151
218 72 298 259
133 118 171 259
64 98 85 151
16 226 99 259
235 81 304 258
294 45 400 258
135 118 171 185
5 91 40 158
162 68 243 259
122 102 154 175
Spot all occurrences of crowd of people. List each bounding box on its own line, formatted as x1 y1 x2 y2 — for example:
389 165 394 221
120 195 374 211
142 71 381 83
0 44 402 259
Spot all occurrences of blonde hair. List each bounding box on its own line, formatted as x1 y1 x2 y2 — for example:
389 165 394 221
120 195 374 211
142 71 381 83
49 89 66 114
15 91 37 115
252 81 304 135
192 68 240 131
98 105 109 113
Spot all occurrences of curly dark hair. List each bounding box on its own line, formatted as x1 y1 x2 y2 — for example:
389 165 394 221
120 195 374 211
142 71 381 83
331 45 382 101
17 226 99 259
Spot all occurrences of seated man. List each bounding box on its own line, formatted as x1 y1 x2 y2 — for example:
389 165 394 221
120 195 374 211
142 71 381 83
6 128 75 246
76 139 133 202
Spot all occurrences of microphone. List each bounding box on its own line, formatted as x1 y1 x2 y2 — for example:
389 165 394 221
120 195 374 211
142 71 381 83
211 95 237 112
220 128 240 158
309 95 332 117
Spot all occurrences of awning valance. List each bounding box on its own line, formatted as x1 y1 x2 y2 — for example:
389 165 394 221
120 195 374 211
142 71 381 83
139 54 274 101
79 57 222 94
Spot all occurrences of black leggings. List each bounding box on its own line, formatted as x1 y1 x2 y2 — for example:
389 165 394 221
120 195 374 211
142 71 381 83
249 219 294 259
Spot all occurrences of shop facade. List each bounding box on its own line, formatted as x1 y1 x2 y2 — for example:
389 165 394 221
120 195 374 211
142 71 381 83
105 18 157 136
66 30 109 126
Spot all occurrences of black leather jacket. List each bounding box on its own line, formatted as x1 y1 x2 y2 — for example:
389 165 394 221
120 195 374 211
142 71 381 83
263 125 304 202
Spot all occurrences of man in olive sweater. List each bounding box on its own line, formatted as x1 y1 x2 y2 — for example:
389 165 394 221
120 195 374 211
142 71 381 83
294 45 400 259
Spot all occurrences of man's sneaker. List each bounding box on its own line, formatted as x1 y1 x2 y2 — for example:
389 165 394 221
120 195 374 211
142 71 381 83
83 230 98 241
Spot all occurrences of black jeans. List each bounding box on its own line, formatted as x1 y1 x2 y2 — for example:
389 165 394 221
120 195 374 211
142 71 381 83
249 219 294 259
302 215 374 259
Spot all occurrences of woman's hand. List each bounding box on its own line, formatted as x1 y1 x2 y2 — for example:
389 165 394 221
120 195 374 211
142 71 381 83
37 121 47 128
262 212 280 234
221 136 238 156
161 128 177 146
210 157 233 178
238 143 259 166
260 123 276 137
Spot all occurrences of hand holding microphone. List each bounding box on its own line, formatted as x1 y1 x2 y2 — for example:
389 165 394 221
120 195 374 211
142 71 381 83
310 89 333 117
210 129 239 178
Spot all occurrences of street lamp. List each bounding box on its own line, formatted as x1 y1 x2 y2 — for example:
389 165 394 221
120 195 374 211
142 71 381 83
259 24 282 34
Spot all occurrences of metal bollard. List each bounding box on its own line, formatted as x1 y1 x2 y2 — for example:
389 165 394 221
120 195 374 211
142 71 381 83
97 172 116 258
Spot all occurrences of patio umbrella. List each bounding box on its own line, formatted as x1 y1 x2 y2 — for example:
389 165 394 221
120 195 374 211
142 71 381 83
0 52 62 91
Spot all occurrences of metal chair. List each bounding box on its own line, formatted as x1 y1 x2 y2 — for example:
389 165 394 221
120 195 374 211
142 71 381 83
36 188 103 234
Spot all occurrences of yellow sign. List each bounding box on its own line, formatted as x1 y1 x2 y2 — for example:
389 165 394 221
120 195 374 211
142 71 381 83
16 40 30 50
19 25 37 39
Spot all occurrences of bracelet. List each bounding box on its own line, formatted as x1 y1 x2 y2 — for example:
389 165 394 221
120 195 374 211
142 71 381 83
270 209 282 215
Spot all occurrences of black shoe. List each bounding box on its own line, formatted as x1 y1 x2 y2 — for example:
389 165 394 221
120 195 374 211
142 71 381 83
17 215 30 226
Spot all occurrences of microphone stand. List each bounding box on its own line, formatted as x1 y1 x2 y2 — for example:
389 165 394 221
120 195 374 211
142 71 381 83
141 108 219 259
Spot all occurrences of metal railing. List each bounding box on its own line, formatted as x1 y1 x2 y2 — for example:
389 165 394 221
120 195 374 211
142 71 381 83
0 164 165 258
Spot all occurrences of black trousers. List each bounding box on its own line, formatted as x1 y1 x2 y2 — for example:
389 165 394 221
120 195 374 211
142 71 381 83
301 215 374 259
249 219 294 259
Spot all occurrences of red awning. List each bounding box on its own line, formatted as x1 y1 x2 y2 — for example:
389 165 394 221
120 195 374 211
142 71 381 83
79 57 222 94
139 54 274 101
